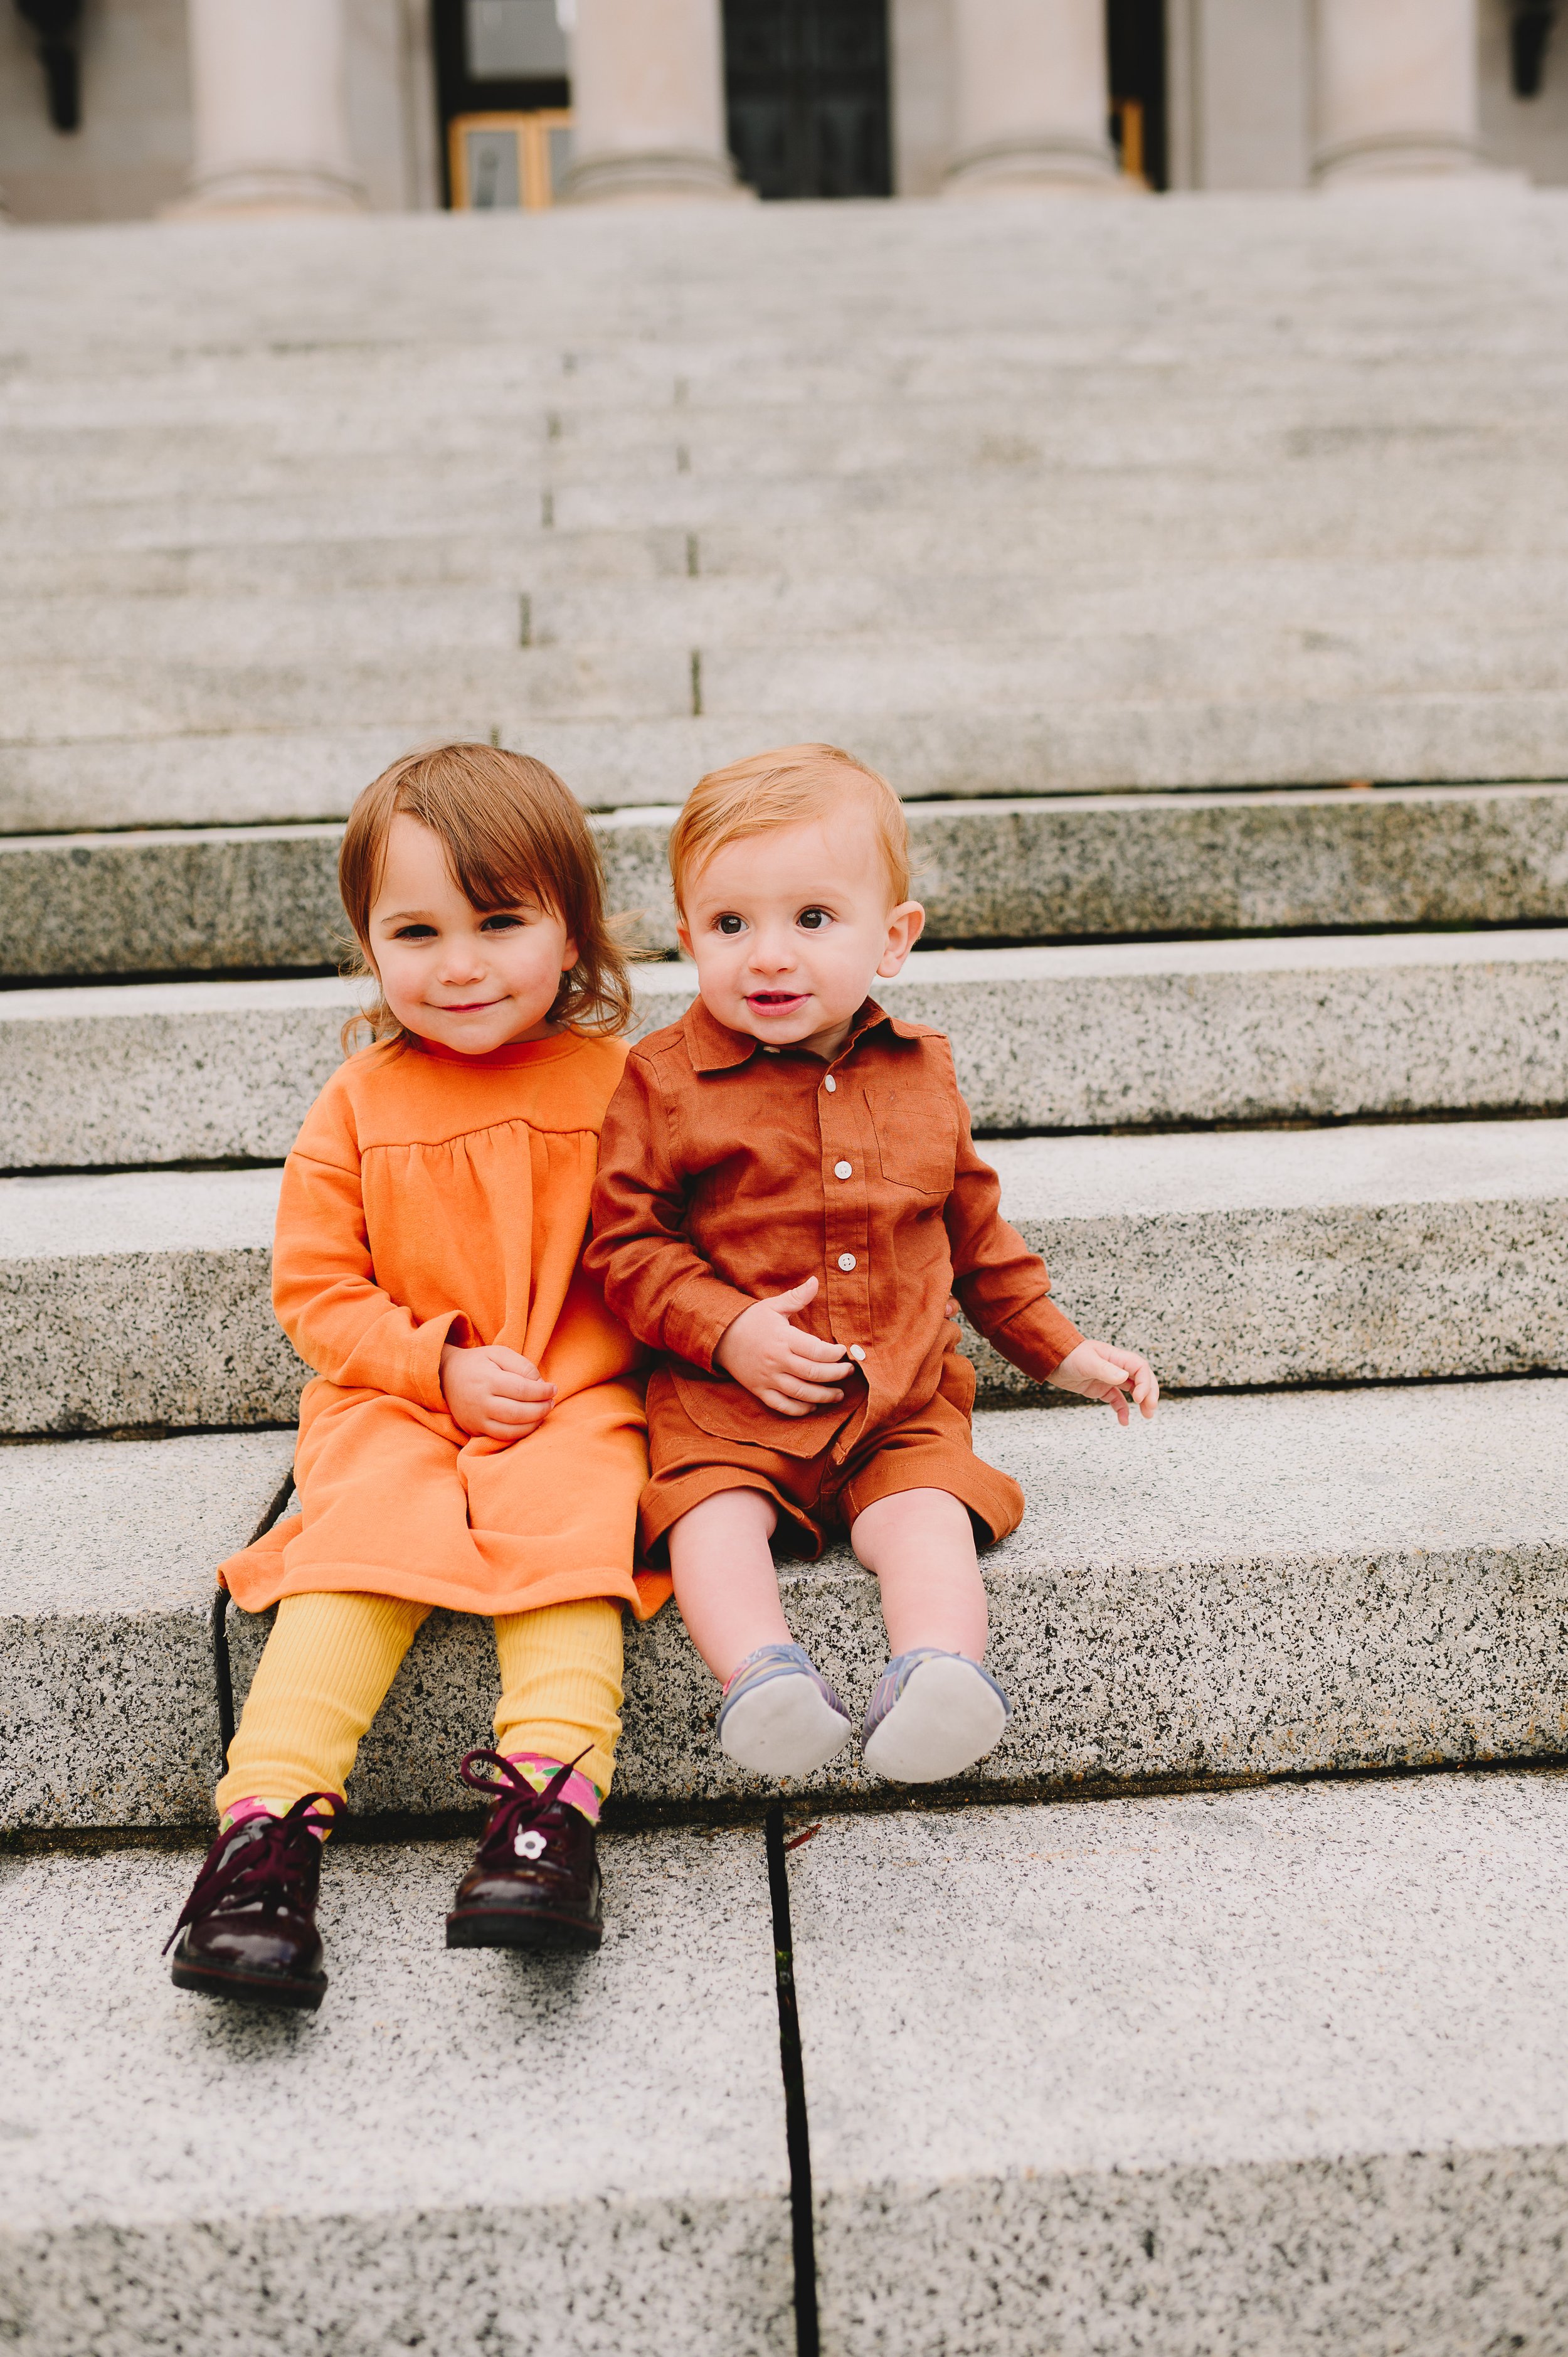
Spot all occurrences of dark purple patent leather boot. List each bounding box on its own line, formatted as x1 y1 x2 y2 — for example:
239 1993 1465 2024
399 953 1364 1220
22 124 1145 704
447 1750 603 1953
166 1794 339 2011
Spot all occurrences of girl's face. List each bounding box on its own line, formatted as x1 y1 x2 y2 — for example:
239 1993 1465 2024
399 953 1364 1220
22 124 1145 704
367 813 578 1055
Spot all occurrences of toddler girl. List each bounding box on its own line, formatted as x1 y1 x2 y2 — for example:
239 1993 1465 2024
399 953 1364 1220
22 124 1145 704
167 743 665 2011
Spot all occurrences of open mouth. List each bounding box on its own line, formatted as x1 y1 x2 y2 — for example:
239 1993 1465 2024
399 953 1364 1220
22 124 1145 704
747 991 809 1014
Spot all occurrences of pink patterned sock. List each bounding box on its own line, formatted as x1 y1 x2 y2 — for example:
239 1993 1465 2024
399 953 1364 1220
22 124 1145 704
506 1753 602 1825
218 1794 336 1841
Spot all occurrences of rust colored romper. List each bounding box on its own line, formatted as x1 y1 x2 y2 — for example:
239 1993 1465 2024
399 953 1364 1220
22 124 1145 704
585 998 1084 1562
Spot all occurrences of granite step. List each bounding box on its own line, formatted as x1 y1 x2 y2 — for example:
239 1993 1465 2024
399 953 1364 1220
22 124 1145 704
0 644 692 743
8 787 1568 979
11 1775 1568 2357
20 558 1568 669
8 932 1567 1172
0 179 1550 354
14 706 1568 833
9 364 1568 464
8 1382 1568 1831
13 373 1568 478
0 1828 791 2357
791 1772 1568 2357
4 1120 1565 1434
13 467 1568 605
11 619 1568 757
14 620 1568 753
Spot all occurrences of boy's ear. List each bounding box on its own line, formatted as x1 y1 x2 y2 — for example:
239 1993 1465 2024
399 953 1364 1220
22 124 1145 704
876 900 926 979
675 916 694 959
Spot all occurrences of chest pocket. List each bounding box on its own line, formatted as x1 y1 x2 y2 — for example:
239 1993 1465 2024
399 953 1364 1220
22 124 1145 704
866 1087 958 1197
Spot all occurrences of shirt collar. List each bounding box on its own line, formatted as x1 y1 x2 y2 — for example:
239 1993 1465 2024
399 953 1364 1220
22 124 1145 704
680 994 924 1074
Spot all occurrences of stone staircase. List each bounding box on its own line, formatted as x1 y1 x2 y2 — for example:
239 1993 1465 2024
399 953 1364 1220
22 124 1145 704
6 189 1568 2355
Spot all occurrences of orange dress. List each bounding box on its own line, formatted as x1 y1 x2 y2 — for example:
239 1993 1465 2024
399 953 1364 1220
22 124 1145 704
220 1029 668 1622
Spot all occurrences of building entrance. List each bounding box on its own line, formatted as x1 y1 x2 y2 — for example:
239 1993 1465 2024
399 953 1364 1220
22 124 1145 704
1108 0 1168 189
433 0 571 206
722 0 892 199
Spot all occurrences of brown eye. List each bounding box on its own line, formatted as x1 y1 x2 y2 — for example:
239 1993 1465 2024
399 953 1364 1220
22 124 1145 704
798 908 830 930
717 913 745 935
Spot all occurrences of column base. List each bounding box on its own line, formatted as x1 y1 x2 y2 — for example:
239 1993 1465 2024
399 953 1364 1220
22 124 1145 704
558 149 752 204
1313 136 1483 185
942 136 1125 195
164 166 368 219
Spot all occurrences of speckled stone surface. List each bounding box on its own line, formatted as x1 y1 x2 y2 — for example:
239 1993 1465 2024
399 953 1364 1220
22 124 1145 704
8 1122 1564 1432
883 930 1568 1132
9 933 1568 1168
973 1115 1568 1393
19 1384 1568 1826
0 1431 294 1829
8 787 1568 978
0 976 366 1169
0 1167 302 1433
0 1830 790 2357
791 1774 1568 2356
901 785 1568 945
17 195 1568 835
223 1381 1568 1816
0 824 352 982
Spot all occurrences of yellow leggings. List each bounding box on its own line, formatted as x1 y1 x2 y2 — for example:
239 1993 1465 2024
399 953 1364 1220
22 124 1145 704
215 1591 624 1819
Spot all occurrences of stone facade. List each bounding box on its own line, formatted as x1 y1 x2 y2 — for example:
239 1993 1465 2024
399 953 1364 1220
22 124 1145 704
3 0 1567 221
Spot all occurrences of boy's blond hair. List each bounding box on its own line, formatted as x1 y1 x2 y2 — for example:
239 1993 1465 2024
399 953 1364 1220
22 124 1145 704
669 744 910 912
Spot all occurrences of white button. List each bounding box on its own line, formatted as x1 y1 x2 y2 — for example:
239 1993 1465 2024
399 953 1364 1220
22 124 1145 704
847 1344 866 1363
837 1252 857 1272
824 1075 837 1093
762 1045 778 1054
834 1160 852 1179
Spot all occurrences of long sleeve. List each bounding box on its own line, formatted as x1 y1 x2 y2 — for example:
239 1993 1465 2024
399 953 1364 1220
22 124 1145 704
271 1083 471 1409
585 1051 756 1369
944 1096 1084 1383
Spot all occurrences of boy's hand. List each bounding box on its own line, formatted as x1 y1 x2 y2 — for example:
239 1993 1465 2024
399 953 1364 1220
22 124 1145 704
440 1342 556 1440
1050 1339 1159 1427
715 1277 854 1417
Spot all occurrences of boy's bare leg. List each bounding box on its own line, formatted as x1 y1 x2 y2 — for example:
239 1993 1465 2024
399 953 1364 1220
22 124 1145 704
848 1488 988 1659
667 1486 791 1681
668 1486 855 1775
850 1488 1006 1783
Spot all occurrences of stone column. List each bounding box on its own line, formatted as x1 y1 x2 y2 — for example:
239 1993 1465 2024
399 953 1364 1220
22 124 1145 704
943 0 1118 193
1312 0 1481 183
559 0 744 203
171 0 367 216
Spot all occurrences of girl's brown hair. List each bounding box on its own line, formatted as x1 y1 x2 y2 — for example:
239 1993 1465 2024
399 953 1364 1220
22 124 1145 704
338 742 633 1050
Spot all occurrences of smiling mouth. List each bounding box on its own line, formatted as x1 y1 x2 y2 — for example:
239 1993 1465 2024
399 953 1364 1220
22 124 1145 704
438 998 503 1013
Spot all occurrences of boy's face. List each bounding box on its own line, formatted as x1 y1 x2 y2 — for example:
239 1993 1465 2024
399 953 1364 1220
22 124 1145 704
677 811 924 1060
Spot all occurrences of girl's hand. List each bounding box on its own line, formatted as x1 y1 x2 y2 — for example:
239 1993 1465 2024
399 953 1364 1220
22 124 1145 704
440 1342 555 1439
714 1276 854 1418
1050 1339 1159 1427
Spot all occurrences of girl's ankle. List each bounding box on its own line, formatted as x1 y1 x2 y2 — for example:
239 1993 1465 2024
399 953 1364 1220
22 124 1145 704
218 1794 336 1841
504 1752 603 1824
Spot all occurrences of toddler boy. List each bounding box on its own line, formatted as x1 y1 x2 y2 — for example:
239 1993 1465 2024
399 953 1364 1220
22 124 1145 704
586 745 1157 1784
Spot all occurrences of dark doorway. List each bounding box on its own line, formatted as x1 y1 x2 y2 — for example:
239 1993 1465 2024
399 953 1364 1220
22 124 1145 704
432 0 569 205
1107 0 1168 189
723 0 892 200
